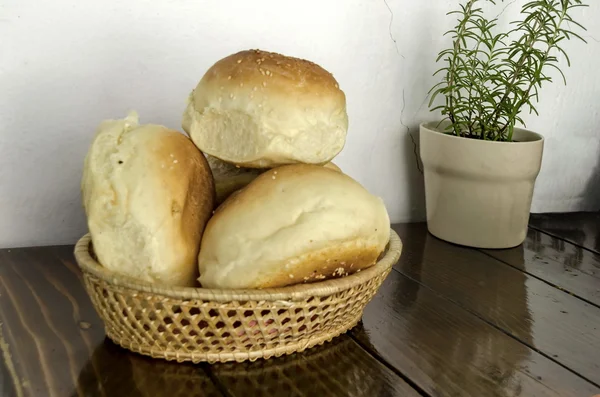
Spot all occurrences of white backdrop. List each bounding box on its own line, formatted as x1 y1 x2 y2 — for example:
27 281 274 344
1 0 599 247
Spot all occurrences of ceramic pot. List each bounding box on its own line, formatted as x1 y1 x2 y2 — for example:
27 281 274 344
419 121 544 249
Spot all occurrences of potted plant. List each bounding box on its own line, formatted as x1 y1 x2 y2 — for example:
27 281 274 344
421 0 588 249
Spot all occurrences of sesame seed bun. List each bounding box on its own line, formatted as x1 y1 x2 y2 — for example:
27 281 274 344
81 111 215 287
182 49 348 168
197 164 390 289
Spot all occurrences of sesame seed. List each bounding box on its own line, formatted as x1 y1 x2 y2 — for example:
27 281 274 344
357 269 361 272
258 104 262 108
229 94 234 99
274 171 277 174
253 86 258 91
335 84 339 88
262 82 267 87
237 59 242 63
289 274 294 278
265 70 271 76
240 82 244 87
173 160 178 164
170 154 174 157
272 176 276 179
161 164 165 168
340 262 346 265
228 75 232 80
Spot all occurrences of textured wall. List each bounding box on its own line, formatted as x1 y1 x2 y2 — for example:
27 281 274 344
1 0 598 247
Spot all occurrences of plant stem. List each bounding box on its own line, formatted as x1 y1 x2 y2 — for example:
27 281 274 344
466 38 484 136
447 0 478 137
489 14 544 138
500 7 569 140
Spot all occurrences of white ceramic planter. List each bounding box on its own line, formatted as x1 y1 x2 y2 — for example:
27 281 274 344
420 121 544 249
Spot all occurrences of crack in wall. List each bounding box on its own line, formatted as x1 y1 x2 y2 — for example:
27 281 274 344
400 90 423 174
383 0 405 59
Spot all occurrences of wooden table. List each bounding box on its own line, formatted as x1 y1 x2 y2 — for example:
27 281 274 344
1 214 600 397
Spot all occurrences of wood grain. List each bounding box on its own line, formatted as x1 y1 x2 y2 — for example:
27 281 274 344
393 223 600 387
353 267 600 397
530 212 600 254
0 321 20 397
0 245 420 397
0 246 223 397
2 217 599 397
482 227 600 307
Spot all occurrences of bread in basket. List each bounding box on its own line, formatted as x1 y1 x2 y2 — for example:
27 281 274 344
74 229 402 363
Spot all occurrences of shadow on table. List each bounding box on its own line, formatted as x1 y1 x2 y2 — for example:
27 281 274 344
73 339 220 397
74 330 396 397
211 331 392 396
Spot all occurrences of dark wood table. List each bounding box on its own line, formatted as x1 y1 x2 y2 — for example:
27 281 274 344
2 214 600 397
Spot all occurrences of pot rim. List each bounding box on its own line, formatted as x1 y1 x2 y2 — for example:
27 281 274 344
420 121 544 145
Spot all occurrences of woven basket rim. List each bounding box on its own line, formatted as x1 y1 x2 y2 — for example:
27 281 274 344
74 229 402 302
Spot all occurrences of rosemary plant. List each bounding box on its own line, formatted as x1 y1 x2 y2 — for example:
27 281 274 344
429 0 588 141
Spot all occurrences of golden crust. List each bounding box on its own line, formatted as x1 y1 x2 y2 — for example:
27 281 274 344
254 241 382 289
183 49 348 168
150 130 215 257
82 114 215 287
201 49 344 100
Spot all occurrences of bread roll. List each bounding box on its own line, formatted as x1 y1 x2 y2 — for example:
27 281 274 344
205 155 263 206
182 49 348 168
81 111 215 287
206 155 343 205
322 162 342 173
198 164 390 289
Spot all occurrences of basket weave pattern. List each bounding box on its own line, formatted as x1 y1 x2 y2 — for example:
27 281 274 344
75 230 401 363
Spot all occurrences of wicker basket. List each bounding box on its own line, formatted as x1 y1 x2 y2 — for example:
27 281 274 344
74 229 402 363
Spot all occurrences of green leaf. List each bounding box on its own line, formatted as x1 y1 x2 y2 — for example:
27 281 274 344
546 62 567 84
